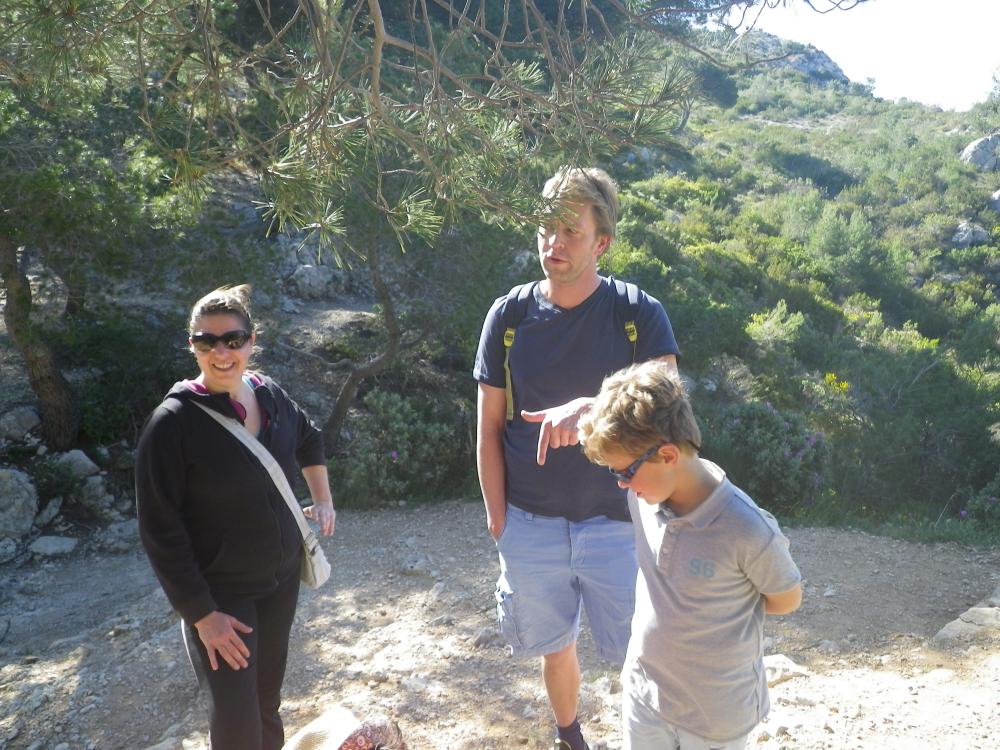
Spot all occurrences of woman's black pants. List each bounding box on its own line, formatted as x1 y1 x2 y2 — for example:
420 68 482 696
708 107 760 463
183 571 301 750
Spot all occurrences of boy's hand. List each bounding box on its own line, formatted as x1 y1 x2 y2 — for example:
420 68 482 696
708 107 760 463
521 397 594 465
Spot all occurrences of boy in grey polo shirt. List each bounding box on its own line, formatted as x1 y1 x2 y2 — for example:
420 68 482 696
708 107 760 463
579 362 802 750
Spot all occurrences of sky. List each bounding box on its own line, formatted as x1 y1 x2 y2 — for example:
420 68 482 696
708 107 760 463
730 0 1000 111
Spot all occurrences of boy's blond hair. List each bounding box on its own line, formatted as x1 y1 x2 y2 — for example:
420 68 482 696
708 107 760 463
580 362 701 464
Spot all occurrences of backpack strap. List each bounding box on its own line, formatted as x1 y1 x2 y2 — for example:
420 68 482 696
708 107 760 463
500 282 537 422
611 277 641 363
499 278 638 422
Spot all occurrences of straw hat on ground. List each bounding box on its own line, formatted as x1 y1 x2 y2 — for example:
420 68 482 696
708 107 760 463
283 705 407 750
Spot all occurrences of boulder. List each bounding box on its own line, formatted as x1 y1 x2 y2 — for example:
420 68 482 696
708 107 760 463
0 468 38 538
934 585 1000 642
55 449 101 479
34 497 63 528
952 221 991 248
990 188 1000 213
77 475 117 518
287 264 342 300
0 406 41 441
29 535 78 556
960 135 1000 171
0 537 18 561
94 519 139 553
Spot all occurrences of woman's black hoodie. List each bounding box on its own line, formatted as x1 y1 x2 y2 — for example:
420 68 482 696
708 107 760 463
135 374 325 624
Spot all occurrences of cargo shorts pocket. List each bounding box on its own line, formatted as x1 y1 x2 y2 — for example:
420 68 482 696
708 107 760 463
494 585 522 652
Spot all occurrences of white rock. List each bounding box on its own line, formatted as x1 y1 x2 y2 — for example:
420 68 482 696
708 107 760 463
78 475 116 516
400 554 431 576
960 134 1000 171
935 606 1000 642
400 675 428 691
952 220 991 248
29 536 78 556
287 264 342 300
764 654 809 686
472 627 502 648
984 584 1000 608
427 581 447 600
55 450 101 478
990 188 1000 213
34 497 63 528
0 468 38 537
0 538 17 560
94 519 139 553
0 406 41 441
960 607 1000 628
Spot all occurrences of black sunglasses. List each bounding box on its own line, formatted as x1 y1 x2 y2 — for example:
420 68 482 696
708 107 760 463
190 329 251 352
609 443 666 483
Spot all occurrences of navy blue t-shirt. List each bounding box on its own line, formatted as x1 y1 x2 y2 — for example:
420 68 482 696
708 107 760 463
474 276 679 521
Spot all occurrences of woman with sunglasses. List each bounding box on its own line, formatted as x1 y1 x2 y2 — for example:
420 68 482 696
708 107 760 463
135 284 335 750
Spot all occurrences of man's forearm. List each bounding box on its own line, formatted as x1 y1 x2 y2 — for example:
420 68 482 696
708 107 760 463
477 430 507 537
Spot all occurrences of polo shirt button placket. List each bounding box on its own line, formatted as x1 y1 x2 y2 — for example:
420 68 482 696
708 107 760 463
657 520 679 569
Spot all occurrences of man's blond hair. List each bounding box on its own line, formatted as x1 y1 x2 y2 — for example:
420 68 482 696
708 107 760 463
580 362 701 464
542 166 619 240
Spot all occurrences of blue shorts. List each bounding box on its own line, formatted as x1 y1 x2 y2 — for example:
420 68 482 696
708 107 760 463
494 504 637 662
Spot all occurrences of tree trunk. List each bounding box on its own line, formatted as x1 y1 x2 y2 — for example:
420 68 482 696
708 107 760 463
321 243 402 456
0 236 80 450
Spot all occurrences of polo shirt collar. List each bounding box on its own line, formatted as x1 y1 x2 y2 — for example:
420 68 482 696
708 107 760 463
657 458 730 529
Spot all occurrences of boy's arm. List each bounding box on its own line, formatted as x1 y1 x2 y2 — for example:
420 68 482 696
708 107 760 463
477 383 508 540
762 584 802 615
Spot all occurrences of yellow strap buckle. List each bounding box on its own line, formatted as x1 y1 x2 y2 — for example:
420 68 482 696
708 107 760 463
503 327 516 421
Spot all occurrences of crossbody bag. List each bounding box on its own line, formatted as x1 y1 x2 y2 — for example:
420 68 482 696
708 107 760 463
194 401 331 588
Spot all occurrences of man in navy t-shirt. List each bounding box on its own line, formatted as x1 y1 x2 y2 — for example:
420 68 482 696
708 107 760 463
474 166 680 750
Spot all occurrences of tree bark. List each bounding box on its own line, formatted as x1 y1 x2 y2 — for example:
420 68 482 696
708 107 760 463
321 243 402 456
0 236 80 449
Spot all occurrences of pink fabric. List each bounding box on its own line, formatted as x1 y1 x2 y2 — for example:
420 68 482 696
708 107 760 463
182 374 266 426
339 718 406 750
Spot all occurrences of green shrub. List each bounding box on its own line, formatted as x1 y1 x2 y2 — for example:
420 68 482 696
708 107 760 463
330 389 473 508
966 472 1000 530
704 401 830 516
31 457 82 502
53 308 189 445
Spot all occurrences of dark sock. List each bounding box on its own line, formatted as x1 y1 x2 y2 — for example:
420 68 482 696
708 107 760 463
556 718 589 750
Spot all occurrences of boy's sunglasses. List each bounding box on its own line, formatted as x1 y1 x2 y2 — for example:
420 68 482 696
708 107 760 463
609 443 666 483
190 329 251 352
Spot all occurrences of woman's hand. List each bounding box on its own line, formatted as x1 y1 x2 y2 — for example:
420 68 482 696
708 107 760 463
303 500 336 536
193 611 253 671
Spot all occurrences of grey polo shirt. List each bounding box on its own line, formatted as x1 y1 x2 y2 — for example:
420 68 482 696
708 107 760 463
623 460 802 742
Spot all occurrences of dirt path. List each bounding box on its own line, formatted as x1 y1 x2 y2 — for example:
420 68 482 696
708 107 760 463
2 500 999 750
